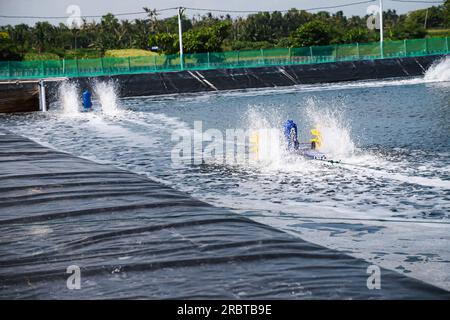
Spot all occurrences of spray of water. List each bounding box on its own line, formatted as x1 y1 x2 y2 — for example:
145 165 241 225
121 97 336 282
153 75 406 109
424 56 450 82
56 80 121 115
57 81 81 115
304 98 355 158
244 107 287 169
241 99 360 172
92 80 121 115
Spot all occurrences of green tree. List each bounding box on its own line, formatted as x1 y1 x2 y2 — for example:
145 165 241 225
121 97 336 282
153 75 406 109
148 33 178 54
340 28 370 43
391 19 427 39
290 20 332 47
0 31 22 60
8 24 31 55
32 21 54 53
284 9 313 35
149 22 230 54
133 19 152 49
240 12 273 42
183 22 230 53
444 0 450 27
405 6 447 29
96 14 121 51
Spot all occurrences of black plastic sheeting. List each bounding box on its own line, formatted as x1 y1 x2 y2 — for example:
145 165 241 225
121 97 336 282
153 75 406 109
0 129 449 299
42 55 447 103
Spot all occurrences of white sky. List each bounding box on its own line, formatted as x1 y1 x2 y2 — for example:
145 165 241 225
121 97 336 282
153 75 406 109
0 0 443 26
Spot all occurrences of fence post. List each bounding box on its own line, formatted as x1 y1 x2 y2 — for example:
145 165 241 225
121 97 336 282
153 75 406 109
207 52 211 68
128 57 131 72
288 47 292 64
446 37 449 53
237 51 240 65
356 43 360 59
404 39 407 57
260 48 264 65
62 59 65 75
153 55 157 71
38 80 47 112
309 46 313 63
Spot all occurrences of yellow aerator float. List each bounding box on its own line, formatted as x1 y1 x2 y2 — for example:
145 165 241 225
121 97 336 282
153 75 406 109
309 128 322 150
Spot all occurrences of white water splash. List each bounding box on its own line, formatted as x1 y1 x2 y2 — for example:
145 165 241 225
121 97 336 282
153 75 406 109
304 99 355 158
244 108 287 169
92 80 121 115
57 81 81 115
424 56 450 82
243 102 358 171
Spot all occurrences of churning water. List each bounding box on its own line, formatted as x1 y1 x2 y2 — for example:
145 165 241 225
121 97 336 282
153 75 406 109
1 59 449 291
424 56 450 82
57 79 121 115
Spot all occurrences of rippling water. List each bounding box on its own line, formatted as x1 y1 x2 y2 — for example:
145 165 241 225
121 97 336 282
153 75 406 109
1 60 449 291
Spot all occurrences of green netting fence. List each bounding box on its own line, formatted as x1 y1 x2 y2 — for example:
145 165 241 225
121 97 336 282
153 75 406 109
0 37 449 80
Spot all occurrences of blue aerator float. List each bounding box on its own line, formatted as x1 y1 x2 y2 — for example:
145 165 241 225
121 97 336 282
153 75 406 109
82 90 92 112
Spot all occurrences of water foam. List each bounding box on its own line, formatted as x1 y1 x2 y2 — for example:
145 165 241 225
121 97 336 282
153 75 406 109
424 56 450 82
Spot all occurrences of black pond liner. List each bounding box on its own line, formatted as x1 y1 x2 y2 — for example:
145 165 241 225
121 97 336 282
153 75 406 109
42 54 447 103
0 128 448 299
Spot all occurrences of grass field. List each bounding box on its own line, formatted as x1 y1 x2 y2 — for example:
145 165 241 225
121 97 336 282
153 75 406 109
22 49 158 61
427 29 450 37
23 52 60 61
104 49 159 58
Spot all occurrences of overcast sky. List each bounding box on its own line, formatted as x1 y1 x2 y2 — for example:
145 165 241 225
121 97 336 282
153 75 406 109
0 0 443 26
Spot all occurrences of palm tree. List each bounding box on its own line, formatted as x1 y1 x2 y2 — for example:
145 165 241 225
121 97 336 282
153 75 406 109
33 21 54 53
